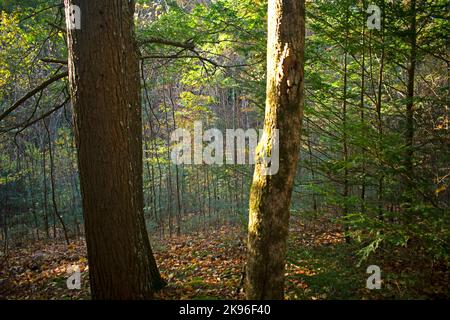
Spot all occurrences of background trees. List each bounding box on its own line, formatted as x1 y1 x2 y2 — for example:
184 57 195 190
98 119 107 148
302 0 449 262
0 0 448 299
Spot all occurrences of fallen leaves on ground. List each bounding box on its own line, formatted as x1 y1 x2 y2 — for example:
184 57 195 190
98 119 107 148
153 227 246 300
0 240 89 299
0 216 447 300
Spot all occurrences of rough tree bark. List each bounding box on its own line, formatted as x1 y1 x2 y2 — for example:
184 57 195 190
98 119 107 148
246 0 305 300
64 0 165 299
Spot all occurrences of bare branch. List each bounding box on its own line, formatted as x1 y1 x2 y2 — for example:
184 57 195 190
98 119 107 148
40 58 68 65
139 37 195 50
14 97 70 135
0 71 68 123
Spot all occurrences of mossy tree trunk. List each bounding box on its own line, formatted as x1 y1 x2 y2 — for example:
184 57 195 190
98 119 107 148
245 0 305 300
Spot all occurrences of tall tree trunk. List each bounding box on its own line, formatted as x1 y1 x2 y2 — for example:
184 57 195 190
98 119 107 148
64 0 165 299
169 87 183 236
42 143 49 239
2 162 10 255
342 49 350 243
43 119 70 244
163 95 173 238
375 0 385 220
26 154 40 240
246 0 305 300
360 1 366 213
405 0 417 206
341 5 352 243
306 122 318 214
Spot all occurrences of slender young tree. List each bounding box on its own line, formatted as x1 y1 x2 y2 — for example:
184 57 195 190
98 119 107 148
43 119 69 244
246 0 305 300
405 0 417 205
64 0 165 299
342 10 350 243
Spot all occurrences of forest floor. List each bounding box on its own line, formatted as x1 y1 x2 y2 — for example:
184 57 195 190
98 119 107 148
0 215 448 300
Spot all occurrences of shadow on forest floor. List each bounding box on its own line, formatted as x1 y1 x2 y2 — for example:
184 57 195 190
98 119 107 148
0 215 448 300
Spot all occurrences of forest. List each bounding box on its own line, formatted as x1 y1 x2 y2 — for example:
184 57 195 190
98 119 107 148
0 0 449 301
